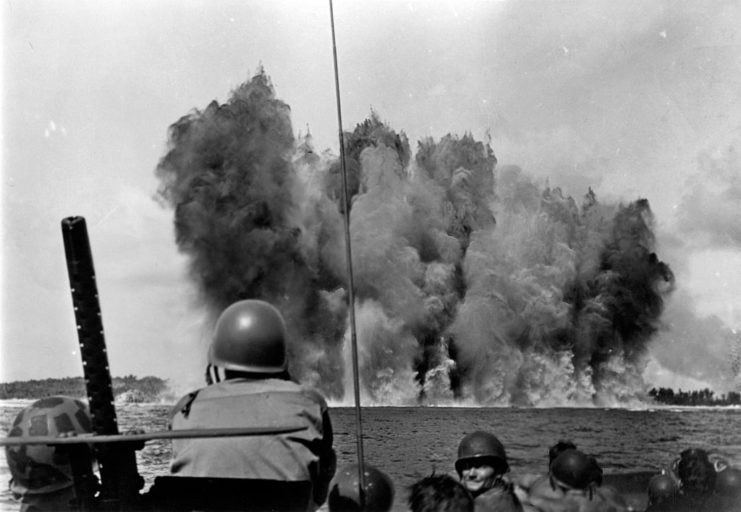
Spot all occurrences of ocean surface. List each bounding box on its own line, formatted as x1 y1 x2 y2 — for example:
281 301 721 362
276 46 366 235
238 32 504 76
2 400 741 511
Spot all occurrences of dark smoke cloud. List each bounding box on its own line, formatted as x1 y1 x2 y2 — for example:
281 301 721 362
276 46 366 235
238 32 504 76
155 69 347 394
155 71 675 406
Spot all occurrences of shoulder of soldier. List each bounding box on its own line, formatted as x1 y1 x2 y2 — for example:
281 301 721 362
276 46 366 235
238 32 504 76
475 484 524 512
527 475 564 501
594 485 628 507
523 493 577 512
168 387 205 421
516 472 545 491
171 389 201 408
298 385 330 410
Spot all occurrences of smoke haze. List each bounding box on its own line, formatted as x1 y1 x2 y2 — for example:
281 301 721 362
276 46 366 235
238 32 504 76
156 71 684 406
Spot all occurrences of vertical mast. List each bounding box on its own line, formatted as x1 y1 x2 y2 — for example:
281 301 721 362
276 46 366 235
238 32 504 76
328 0 366 503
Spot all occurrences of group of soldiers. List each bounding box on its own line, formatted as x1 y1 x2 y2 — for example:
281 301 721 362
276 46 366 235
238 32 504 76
407 434 741 511
4 300 741 511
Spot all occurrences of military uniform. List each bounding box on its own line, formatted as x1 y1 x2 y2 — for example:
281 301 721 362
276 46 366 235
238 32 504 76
474 483 525 512
169 377 335 506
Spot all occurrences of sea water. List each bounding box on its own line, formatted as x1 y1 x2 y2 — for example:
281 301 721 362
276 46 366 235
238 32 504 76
2 401 741 511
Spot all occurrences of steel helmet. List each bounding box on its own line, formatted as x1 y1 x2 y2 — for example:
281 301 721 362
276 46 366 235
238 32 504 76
4 396 94 496
455 431 509 475
328 463 395 512
209 299 288 373
715 467 741 497
550 449 597 490
647 474 679 503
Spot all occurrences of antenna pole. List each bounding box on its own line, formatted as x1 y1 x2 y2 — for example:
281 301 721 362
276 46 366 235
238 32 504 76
328 0 366 503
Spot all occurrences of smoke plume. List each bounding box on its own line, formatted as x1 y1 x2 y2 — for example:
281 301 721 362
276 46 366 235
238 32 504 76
156 70 675 406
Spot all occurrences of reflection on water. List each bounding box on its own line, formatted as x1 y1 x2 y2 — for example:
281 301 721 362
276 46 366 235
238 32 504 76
2 401 741 511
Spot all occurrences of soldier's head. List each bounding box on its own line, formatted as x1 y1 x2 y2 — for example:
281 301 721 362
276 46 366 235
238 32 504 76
328 463 395 512
676 448 716 498
5 396 96 500
408 473 473 512
455 431 509 496
647 473 679 506
714 467 741 499
207 299 290 383
548 440 577 468
549 449 600 494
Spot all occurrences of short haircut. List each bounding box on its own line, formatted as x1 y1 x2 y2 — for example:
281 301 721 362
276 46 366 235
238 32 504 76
408 474 474 512
548 440 577 466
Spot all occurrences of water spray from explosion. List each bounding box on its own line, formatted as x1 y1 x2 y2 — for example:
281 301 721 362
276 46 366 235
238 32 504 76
155 70 674 406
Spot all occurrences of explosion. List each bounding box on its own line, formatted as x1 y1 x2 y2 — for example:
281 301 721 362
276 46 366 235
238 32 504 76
155 70 675 406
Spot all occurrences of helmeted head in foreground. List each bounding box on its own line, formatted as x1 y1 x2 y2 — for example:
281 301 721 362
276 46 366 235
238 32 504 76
548 440 577 467
408 473 473 512
549 449 600 491
647 473 679 505
714 467 741 498
328 463 394 512
209 299 288 374
455 431 509 477
5 396 94 496
455 431 510 497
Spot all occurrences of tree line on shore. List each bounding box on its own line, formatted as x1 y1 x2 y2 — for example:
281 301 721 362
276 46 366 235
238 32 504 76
2 377 739 406
0 375 170 403
649 387 741 406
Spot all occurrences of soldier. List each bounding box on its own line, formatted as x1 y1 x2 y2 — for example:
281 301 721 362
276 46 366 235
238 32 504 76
164 299 336 511
514 440 577 503
672 448 716 511
704 466 741 512
408 473 474 512
523 449 627 512
454 431 524 512
328 463 395 512
644 473 679 512
4 396 99 512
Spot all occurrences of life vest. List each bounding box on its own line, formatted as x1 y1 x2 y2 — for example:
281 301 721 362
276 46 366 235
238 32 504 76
168 378 328 482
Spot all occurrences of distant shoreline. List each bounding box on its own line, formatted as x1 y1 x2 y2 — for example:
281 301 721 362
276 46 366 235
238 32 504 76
1 378 739 407
0 376 171 403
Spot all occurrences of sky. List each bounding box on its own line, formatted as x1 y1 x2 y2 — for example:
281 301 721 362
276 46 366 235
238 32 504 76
2 0 740 395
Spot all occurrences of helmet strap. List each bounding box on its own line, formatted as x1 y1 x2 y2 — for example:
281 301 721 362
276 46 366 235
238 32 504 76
205 364 222 385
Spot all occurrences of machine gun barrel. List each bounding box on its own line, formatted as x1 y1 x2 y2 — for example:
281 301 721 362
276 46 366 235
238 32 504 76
61 216 143 510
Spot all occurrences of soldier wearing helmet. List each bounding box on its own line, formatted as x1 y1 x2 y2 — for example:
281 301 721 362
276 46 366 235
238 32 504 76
704 466 741 512
454 431 523 511
4 396 99 512
656 448 737 512
514 440 576 504
659 447 715 511
523 449 627 512
644 473 679 511
167 300 336 510
408 473 473 512
328 463 394 512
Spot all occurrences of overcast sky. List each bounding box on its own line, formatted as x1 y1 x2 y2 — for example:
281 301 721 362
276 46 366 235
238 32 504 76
2 0 740 394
